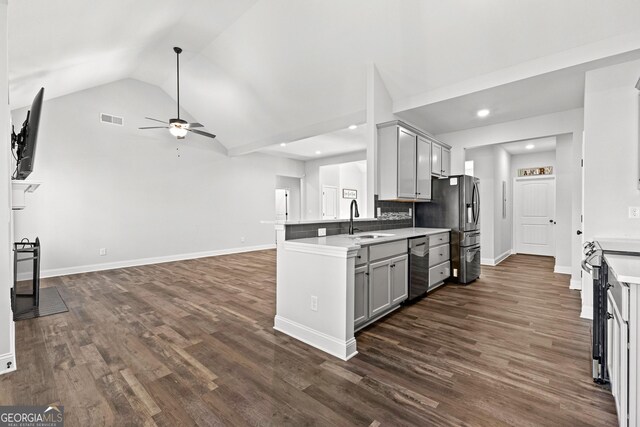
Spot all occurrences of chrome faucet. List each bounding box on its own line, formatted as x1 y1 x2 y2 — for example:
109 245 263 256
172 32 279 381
348 200 360 235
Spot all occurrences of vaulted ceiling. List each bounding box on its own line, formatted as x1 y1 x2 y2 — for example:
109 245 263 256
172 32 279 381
9 0 640 151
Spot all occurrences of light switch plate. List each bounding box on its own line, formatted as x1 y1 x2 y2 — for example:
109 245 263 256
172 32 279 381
318 228 326 236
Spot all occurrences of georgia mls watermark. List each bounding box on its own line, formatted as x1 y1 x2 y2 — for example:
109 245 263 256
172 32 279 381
0 404 64 427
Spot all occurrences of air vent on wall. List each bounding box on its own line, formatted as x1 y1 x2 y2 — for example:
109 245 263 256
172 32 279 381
100 113 124 126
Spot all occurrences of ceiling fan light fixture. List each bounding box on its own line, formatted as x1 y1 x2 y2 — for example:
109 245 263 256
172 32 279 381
170 125 188 138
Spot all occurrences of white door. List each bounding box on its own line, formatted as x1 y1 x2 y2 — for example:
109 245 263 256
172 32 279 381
322 186 338 220
275 189 290 221
514 177 556 256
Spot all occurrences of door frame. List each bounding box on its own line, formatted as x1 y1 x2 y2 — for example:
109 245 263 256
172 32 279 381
512 175 556 256
321 185 338 220
275 188 290 221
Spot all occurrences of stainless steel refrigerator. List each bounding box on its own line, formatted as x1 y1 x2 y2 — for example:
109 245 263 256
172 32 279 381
415 175 481 284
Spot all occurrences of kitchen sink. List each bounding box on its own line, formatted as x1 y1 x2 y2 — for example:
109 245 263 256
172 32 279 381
353 233 395 239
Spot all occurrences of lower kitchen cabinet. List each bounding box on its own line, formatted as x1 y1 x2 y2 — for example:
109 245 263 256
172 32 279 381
369 259 393 317
390 255 408 304
354 242 409 331
354 265 369 328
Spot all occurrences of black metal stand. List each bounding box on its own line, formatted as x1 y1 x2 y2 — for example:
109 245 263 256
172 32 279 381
13 237 41 313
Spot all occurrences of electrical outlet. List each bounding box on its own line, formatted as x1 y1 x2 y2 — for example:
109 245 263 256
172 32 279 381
409 208 412 216
240 237 245 243
630 207 640 219
377 207 381 217
318 228 326 237
310 296 318 311
99 248 107 256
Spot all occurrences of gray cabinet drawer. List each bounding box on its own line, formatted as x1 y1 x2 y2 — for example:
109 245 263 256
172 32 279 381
355 247 368 266
429 262 450 286
369 240 407 262
429 244 450 267
429 233 449 247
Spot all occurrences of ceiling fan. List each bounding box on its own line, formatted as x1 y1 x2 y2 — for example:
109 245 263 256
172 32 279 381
139 47 216 140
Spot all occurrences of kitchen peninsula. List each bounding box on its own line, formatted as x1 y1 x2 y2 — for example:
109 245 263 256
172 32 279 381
274 225 450 360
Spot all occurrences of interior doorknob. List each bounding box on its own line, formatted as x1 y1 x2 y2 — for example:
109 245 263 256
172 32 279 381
577 230 583 235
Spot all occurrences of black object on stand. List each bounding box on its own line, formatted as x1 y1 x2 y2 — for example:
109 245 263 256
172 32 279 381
12 237 41 314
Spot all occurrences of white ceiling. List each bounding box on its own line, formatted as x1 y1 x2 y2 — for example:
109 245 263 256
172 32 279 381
499 136 557 155
8 1 640 151
260 125 367 161
397 50 640 135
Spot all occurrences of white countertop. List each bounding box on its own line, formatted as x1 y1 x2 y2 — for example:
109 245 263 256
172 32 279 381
605 253 640 285
283 227 451 251
596 237 640 254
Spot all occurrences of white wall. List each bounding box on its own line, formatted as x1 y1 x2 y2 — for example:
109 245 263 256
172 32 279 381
583 58 640 317
303 150 366 220
11 78 304 277
0 0 15 375
465 144 511 264
555 134 574 273
493 145 512 261
465 146 495 261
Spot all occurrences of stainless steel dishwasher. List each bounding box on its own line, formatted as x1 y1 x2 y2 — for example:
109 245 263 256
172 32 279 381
408 236 429 301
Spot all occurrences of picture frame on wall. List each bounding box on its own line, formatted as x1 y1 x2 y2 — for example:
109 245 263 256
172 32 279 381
342 189 357 199
517 166 553 177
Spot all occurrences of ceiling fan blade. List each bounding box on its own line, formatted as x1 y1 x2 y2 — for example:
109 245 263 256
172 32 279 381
188 122 204 128
187 128 217 139
139 126 169 129
144 117 168 124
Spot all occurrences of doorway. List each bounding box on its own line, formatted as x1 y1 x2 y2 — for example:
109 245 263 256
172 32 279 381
514 176 556 256
322 185 338 220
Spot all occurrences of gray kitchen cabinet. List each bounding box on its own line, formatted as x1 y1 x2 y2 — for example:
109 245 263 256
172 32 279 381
355 239 410 331
416 136 432 200
432 143 451 177
390 254 408 304
397 128 417 198
441 147 451 176
369 259 392 317
354 265 369 327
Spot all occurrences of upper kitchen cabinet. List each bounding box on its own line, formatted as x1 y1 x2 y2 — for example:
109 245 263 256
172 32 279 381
431 143 451 177
377 120 450 201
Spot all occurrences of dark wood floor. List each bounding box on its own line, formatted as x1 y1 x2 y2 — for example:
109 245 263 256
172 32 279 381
0 252 616 426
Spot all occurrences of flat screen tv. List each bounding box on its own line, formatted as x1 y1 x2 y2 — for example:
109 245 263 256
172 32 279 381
13 87 44 180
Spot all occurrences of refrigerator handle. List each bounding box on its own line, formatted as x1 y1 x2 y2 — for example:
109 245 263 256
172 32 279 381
471 183 477 223
473 182 480 226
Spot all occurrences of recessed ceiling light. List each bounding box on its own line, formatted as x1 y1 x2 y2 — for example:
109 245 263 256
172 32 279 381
348 124 358 130
477 109 490 118
280 143 286 147
315 150 322 155
526 144 535 150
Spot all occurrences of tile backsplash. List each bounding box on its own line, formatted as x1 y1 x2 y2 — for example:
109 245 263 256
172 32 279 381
285 195 416 240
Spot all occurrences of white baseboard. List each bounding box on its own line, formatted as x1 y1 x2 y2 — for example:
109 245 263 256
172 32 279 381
481 250 512 267
570 279 582 290
554 265 572 275
580 305 593 320
274 315 357 361
0 352 16 376
17 244 276 281
494 250 511 266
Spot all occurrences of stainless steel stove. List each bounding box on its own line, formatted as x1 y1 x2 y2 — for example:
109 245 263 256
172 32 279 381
582 238 640 384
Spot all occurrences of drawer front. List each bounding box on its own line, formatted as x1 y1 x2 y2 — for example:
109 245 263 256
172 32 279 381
429 262 450 286
429 232 450 247
429 244 450 267
355 247 368 266
369 240 407 262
